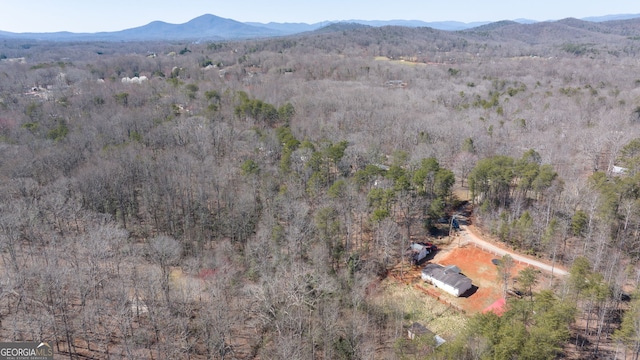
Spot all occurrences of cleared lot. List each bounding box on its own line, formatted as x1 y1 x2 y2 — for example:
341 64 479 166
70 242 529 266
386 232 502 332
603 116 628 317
391 241 532 314
433 245 529 313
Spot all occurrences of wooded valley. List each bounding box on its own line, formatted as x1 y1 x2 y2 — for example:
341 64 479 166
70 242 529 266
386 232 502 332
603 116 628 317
2 18 640 359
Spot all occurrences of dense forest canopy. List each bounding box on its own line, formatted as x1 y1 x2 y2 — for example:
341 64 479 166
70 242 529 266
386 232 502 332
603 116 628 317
1 19 640 359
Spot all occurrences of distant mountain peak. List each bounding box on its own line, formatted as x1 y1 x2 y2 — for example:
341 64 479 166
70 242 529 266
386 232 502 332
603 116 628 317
582 13 640 22
315 22 371 33
1 13 640 42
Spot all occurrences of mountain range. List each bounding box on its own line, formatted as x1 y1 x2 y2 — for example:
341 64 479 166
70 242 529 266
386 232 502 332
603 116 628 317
0 13 639 42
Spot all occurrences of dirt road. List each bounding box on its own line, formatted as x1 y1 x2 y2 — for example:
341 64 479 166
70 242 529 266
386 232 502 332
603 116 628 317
459 225 569 277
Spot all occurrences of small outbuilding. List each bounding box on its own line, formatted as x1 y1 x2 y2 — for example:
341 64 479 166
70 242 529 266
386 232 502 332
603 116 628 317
407 323 446 346
405 242 436 265
421 263 473 297
407 322 430 340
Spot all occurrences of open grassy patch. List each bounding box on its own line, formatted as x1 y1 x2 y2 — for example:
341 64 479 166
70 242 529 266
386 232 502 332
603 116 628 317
371 279 468 339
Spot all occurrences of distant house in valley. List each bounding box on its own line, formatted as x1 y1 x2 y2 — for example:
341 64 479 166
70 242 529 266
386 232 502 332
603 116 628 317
421 263 473 297
385 79 407 88
121 76 148 84
610 165 628 175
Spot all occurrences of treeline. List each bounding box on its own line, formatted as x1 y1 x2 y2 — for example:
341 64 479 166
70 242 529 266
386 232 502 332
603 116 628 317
468 150 560 251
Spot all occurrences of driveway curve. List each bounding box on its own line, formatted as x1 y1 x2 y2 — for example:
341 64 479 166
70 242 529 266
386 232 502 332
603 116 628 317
459 225 569 277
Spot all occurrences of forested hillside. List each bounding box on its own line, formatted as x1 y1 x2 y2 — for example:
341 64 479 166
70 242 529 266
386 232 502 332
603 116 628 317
1 19 640 359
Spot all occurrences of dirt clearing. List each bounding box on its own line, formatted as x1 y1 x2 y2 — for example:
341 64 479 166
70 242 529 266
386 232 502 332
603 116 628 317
433 245 530 313
390 237 536 315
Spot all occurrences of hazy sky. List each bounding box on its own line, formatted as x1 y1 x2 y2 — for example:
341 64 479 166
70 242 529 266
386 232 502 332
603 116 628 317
1 0 638 33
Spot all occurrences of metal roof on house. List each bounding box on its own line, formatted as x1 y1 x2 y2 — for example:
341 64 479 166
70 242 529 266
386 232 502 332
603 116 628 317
444 265 461 274
421 263 472 291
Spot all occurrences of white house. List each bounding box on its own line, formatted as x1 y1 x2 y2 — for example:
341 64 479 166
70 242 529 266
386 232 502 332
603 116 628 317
121 76 148 84
421 263 472 297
